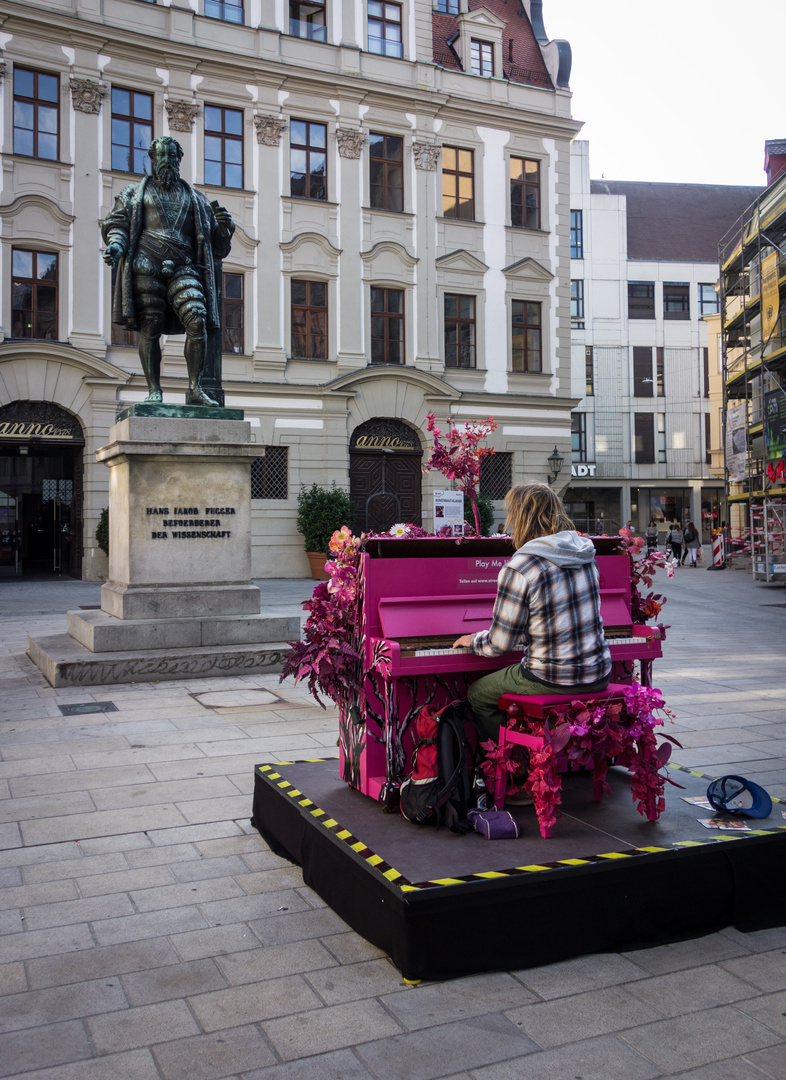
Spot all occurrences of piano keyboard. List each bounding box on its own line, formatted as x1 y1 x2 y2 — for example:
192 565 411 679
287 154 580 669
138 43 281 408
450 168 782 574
413 635 655 658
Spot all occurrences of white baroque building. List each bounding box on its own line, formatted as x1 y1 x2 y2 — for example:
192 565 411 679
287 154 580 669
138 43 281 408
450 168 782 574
0 0 580 579
566 141 762 537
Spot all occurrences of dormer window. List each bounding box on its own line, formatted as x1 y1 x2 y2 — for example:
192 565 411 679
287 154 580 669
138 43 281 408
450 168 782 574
470 39 494 77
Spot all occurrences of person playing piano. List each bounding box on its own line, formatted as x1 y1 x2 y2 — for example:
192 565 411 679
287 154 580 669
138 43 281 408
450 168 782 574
452 483 612 743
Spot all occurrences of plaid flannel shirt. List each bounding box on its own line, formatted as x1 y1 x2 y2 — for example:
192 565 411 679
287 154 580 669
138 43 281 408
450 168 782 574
469 552 611 687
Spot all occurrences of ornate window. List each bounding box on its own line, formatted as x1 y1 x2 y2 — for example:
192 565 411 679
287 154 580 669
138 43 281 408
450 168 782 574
204 105 243 189
290 120 327 200
291 280 328 359
111 88 153 174
369 133 404 212
511 300 541 373
289 0 327 40
510 157 540 229
370 287 404 364
222 273 244 354
442 146 474 220
444 294 476 369
368 1 403 58
470 40 494 77
13 68 58 160
509 302 539 373
204 0 244 23
251 448 288 500
11 250 58 340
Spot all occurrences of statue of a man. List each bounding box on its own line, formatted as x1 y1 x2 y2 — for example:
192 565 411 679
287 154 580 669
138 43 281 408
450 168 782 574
101 136 235 407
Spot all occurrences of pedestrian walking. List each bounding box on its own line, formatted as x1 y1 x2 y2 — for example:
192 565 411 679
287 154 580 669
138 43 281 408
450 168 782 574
683 520 702 567
645 519 659 554
666 521 683 564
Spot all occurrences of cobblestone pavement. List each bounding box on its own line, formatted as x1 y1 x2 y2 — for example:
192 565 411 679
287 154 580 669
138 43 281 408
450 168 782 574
1 564 785 1080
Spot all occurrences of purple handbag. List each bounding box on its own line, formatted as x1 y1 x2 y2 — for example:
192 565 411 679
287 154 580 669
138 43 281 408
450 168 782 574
467 808 521 839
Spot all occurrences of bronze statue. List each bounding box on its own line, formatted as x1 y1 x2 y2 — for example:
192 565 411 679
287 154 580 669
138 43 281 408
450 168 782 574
101 136 235 407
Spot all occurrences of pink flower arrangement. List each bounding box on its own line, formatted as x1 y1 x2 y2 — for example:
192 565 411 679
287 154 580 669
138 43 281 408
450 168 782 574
616 527 675 636
423 413 497 536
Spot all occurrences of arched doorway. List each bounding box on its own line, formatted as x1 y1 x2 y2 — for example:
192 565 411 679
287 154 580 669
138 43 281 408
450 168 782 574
0 402 85 578
349 418 423 533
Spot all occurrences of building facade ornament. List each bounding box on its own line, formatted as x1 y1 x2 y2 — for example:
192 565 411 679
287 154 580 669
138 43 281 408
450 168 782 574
336 128 365 160
165 99 199 133
0 62 6 84
69 78 106 115
254 114 287 146
413 142 441 171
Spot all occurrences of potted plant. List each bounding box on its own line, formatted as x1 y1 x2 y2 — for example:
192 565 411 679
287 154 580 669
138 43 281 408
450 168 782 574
296 482 355 579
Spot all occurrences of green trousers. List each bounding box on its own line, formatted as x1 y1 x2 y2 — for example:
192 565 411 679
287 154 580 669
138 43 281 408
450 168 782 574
467 664 552 741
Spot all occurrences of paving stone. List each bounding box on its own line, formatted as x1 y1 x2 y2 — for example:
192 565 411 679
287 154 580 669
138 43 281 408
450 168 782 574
20 804 189 846
91 906 209 946
235 866 307 894
248 906 350 945
319 932 387 965
21 892 136 931
622 963 757 1016
9 764 155 798
146 820 246 846
720 924 786 953
0 922 95 963
720 949 786 992
619 1005 780 1072
172 794 259 825
0 866 21 887
239 850 297 872
26 938 181 990
91 776 240 812
169 922 263 962
0 962 27 996
0 976 128 1035
381 972 537 1030
122 957 227 1005
0 908 22 935
735 989 786 1036
169 854 249 882
504 984 663 1049
0 1048 161 1080
151 1023 277 1080
215 939 338 985
471 1032 662 1080
21 851 130 884
196 835 274 860
200 888 312 926
622 931 752 974
87 1000 200 1054
745 1044 786 1079
242 1047 375 1080
0 878 77 912
75 832 154 855
188 974 323 1031
355 1013 538 1080
0 1019 92 1078
125 843 201 868
77 864 176 897
665 1059 786 1080
129 874 247 912
513 951 649 999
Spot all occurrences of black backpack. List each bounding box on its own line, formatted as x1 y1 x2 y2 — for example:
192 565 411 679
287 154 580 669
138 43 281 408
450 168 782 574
400 700 483 832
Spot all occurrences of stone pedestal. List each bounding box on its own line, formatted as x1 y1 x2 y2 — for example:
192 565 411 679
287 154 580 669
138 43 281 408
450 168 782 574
28 416 299 686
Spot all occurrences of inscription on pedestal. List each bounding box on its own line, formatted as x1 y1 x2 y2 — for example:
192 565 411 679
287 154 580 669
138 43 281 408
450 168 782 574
146 505 237 540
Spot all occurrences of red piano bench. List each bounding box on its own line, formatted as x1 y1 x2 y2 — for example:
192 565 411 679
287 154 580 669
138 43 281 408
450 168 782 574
493 684 647 838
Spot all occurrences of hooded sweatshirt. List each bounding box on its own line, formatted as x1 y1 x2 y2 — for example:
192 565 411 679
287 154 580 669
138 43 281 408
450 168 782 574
469 530 612 689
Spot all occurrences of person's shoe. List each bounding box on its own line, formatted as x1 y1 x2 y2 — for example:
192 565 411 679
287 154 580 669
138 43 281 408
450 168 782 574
186 386 219 407
144 389 163 403
506 789 535 807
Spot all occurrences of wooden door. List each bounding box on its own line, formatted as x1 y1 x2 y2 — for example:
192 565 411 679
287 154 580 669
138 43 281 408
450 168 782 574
350 452 422 533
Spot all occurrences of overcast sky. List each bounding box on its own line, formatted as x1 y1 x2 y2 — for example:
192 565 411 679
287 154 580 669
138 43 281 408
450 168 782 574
543 0 781 188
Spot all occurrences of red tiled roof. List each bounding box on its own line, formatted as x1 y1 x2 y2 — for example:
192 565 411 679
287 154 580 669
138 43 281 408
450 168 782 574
432 2 552 90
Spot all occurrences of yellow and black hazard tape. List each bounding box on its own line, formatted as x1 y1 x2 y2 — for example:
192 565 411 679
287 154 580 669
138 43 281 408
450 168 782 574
256 761 786 895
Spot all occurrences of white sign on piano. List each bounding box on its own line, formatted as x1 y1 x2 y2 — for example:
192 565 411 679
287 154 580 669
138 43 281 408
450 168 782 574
433 490 465 535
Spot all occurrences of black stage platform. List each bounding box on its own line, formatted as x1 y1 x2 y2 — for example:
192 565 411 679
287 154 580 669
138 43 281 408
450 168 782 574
251 760 786 981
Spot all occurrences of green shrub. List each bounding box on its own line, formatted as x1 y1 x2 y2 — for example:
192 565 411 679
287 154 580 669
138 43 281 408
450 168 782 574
296 483 355 552
464 492 495 536
96 507 109 556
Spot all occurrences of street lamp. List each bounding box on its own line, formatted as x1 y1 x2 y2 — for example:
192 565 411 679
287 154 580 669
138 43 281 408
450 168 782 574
547 446 564 486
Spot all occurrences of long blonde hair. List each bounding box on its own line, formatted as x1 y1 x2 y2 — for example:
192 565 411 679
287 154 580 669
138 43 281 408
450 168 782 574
504 483 574 549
